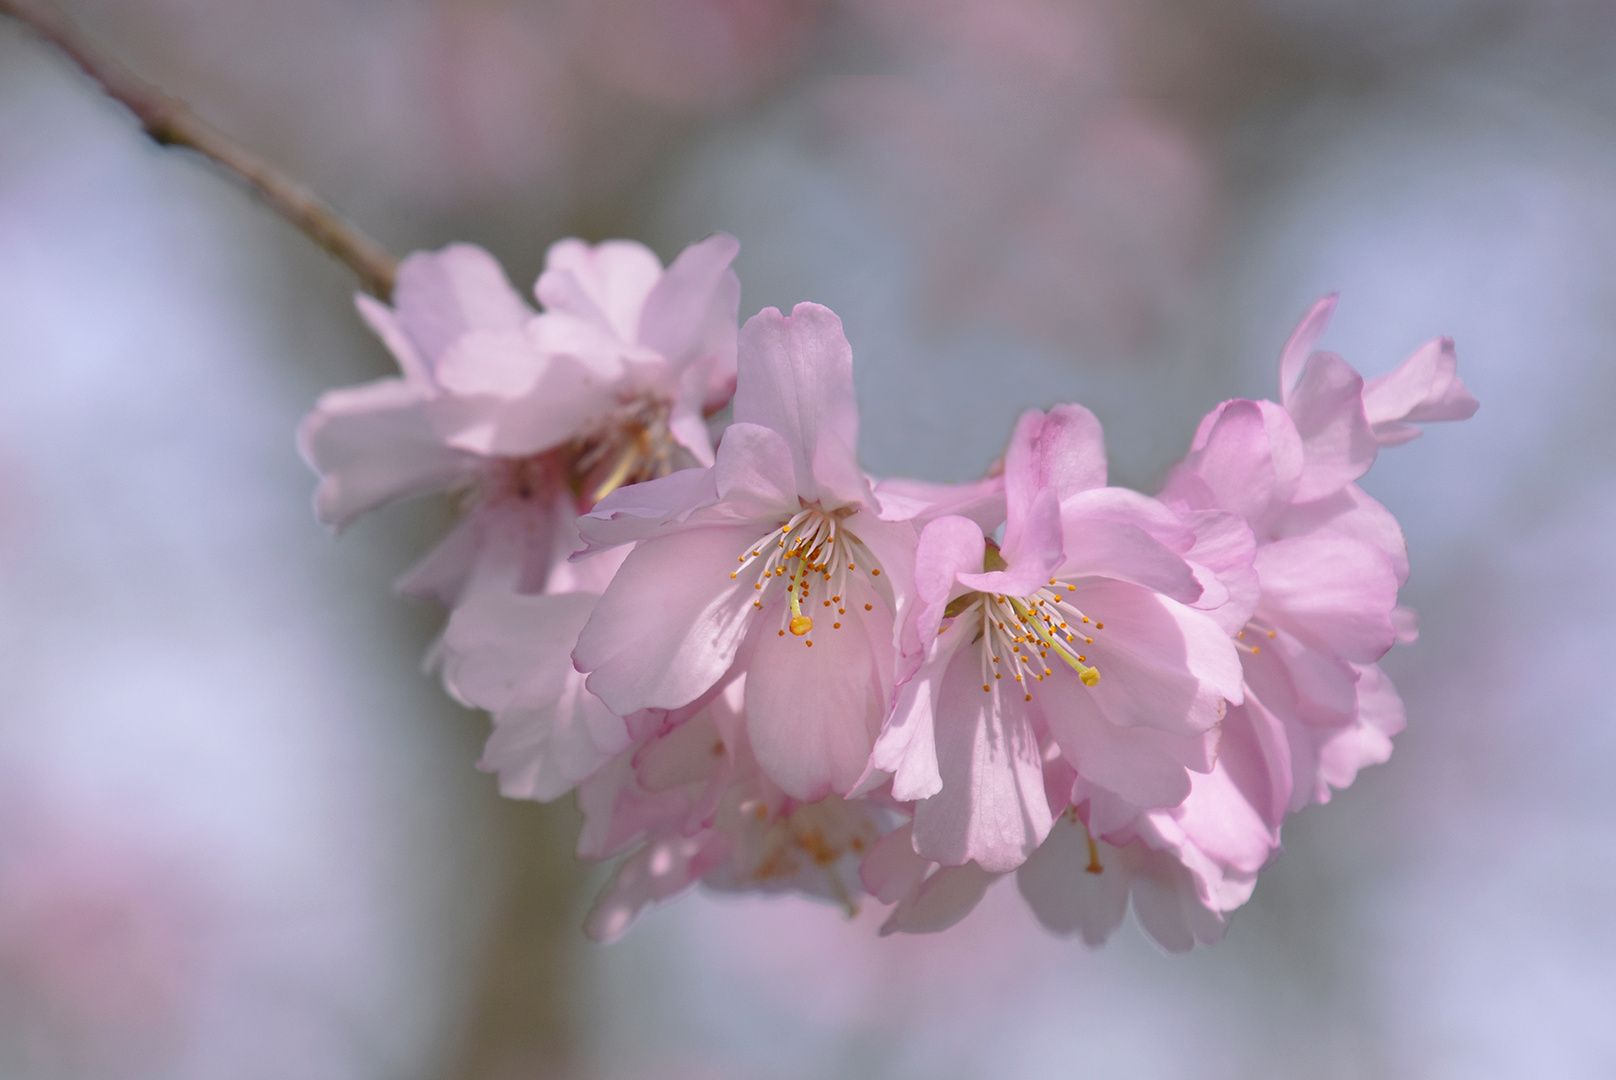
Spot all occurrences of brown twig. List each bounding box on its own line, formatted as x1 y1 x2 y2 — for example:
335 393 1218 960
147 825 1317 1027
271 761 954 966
0 0 398 299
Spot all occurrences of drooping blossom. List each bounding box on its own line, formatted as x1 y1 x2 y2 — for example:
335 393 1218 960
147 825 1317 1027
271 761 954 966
1014 296 1477 950
573 303 918 802
576 678 893 942
862 404 1249 875
299 235 741 799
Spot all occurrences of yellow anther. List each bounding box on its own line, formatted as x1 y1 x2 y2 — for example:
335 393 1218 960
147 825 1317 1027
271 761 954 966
790 615 814 636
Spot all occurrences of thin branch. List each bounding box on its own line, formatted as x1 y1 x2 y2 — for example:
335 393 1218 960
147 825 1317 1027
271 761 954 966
0 0 398 299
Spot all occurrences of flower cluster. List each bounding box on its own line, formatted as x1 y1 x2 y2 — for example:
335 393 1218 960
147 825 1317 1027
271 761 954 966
301 237 1476 949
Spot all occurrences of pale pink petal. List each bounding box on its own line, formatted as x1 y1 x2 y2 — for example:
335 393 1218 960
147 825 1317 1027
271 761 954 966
711 422 802 520
1285 351 1378 502
910 515 987 647
440 342 621 458
527 309 643 381
536 238 663 342
744 573 893 800
911 645 1054 873
1362 336 1479 444
392 243 531 369
865 641 950 801
575 525 762 713
1278 293 1337 403
958 487 1063 598
873 475 1006 531
1166 399 1300 526
355 293 430 388
1315 662 1406 798
732 304 863 506
396 513 484 605
1056 512 1202 604
1241 627 1358 731
1170 705 1287 868
1392 605 1419 644
1130 848 1227 953
1016 816 1132 945
1177 508 1261 634
445 591 631 801
1041 692 1210 809
879 862 998 936
636 233 741 381
1000 405 1109 535
859 822 929 904
583 832 731 943
574 467 722 555
298 379 481 528
1056 579 1244 736
1273 483 1409 587
1253 535 1399 663
632 707 729 793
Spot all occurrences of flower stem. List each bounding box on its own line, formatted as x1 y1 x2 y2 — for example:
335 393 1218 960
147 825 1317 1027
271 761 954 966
0 0 399 299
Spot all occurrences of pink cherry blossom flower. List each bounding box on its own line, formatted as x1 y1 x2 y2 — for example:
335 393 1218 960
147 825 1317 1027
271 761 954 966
299 233 740 601
573 303 918 802
1017 297 1475 950
299 235 741 801
577 678 892 942
863 405 1248 875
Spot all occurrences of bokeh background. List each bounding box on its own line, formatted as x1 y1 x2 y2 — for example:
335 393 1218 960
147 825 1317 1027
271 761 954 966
2 1 1615 1077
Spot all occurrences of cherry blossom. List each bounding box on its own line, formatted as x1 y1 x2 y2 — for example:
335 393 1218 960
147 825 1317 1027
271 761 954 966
863 405 1249 874
299 235 742 801
573 303 918 802
577 679 893 942
1012 297 1476 949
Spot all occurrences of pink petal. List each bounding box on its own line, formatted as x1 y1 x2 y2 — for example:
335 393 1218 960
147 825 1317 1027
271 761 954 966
636 233 741 378
959 487 1063 598
879 862 998 936
1285 351 1378 502
1316 662 1406 796
744 573 893 800
1253 535 1399 663
1273 483 1409 587
583 832 731 943
873 474 1006 531
910 646 1054 873
860 823 929 904
1177 508 1261 634
911 516 988 645
1016 817 1133 945
574 467 722 555
866 638 951 801
446 590 631 801
297 378 481 528
1129 849 1227 953
1278 293 1337 403
392 243 532 370
712 422 802 520
1056 509 1203 604
439 342 621 458
1362 336 1479 444
536 238 663 343
574 524 762 714
355 293 430 388
1057 579 1244 735
733 304 865 507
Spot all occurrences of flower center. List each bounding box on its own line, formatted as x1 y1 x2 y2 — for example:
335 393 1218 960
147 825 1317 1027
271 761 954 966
569 399 679 509
944 574 1104 701
728 506 887 645
738 795 877 914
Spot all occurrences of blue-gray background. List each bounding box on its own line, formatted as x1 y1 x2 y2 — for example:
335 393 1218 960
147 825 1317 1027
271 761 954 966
2 1 1613 1076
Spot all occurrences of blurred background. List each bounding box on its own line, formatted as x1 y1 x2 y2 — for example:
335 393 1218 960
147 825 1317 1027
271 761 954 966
2 0 1614 1076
